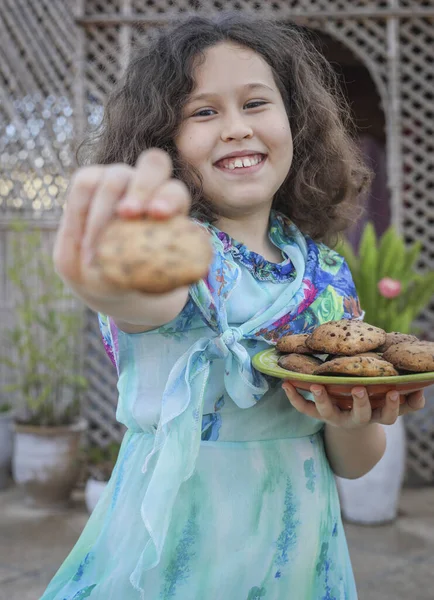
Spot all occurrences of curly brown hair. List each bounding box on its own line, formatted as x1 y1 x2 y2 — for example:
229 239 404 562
79 13 371 242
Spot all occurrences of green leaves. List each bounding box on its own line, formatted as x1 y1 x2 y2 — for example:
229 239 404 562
1 220 87 426
357 223 379 324
336 222 434 333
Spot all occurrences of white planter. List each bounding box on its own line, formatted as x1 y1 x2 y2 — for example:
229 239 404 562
84 478 107 513
12 418 88 508
0 410 14 490
336 417 406 525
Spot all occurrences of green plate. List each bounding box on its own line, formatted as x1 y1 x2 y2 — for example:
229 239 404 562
252 348 434 386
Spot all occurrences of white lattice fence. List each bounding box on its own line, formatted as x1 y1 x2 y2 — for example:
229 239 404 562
0 0 77 396
400 18 434 281
0 0 76 219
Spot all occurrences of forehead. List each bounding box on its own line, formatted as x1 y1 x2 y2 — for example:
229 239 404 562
192 41 276 91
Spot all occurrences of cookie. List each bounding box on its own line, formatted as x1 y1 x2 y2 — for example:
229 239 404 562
382 341 434 373
324 352 380 361
278 353 323 375
306 319 386 356
313 354 398 377
276 334 312 354
377 332 419 353
95 216 213 293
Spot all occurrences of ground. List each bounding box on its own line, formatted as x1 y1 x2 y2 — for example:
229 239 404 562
1 485 433 599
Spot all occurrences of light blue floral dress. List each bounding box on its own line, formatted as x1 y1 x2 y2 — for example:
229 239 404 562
41 212 362 600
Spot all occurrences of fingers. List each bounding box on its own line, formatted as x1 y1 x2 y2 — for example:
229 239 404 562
305 385 373 428
282 383 321 420
116 149 191 219
82 164 133 264
284 381 426 429
399 390 425 416
117 149 173 216
310 386 341 422
147 179 191 218
371 390 401 424
350 387 372 426
53 166 104 280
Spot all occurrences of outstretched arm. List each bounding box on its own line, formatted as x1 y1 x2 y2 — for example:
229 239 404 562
53 150 191 332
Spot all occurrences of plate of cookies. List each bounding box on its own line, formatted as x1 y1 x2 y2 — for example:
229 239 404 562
252 320 434 410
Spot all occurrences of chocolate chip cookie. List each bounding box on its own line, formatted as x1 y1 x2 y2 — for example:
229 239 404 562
95 216 213 293
278 353 323 375
306 319 386 356
276 334 311 354
382 341 434 373
313 354 398 377
377 332 419 353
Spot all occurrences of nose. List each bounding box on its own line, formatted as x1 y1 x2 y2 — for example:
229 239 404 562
220 111 253 142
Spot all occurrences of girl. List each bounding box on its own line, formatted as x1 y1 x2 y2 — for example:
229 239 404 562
42 13 425 600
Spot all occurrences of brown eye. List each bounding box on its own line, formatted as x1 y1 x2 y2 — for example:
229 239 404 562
244 101 267 109
192 109 216 117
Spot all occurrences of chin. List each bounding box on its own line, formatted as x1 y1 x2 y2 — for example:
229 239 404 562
213 192 272 211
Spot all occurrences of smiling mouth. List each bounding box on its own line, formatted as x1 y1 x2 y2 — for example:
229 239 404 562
214 153 267 171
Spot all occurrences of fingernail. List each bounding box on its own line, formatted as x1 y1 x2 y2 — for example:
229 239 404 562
149 198 170 213
390 392 399 402
354 390 365 399
118 197 142 211
311 386 322 397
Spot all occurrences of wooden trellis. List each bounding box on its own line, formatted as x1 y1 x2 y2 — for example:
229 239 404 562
0 0 77 402
1 0 434 481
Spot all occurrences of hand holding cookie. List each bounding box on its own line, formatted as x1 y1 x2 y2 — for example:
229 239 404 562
54 149 211 298
95 215 212 294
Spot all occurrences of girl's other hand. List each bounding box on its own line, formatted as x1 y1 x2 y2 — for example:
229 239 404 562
53 149 191 296
282 383 425 429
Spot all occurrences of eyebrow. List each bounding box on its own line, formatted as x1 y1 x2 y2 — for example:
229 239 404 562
187 83 275 104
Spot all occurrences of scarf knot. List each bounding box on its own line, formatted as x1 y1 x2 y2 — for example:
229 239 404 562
205 327 243 360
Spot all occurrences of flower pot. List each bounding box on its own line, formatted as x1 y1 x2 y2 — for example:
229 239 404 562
336 417 406 525
12 418 88 508
0 410 14 490
84 478 107 513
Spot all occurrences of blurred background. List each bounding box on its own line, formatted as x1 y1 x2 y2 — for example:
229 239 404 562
0 1 434 599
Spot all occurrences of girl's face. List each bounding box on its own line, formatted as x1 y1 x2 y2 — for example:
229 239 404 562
175 42 293 221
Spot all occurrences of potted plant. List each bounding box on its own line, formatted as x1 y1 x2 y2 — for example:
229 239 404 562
0 401 14 490
334 223 434 524
0 222 87 508
84 442 121 513
337 222 434 334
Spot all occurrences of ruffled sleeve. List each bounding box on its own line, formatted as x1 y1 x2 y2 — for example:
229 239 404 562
338 258 364 320
98 313 120 374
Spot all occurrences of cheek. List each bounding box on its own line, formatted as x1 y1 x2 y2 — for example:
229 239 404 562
175 133 191 162
272 124 293 167
177 132 211 168
270 119 292 148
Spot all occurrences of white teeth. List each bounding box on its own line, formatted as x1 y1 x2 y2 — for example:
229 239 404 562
221 154 263 170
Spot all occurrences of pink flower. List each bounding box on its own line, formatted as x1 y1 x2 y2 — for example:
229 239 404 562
378 277 402 299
